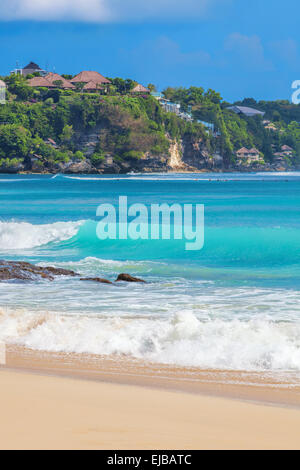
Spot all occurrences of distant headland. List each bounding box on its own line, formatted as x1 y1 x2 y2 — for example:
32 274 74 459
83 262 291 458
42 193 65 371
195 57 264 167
0 61 300 174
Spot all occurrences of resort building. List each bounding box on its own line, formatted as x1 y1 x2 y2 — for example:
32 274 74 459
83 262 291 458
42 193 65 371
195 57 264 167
264 123 277 131
27 76 55 88
236 147 261 165
272 146 295 161
151 92 217 129
131 84 150 94
0 79 6 104
11 61 47 77
28 73 75 90
71 71 111 90
44 73 75 89
227 106 265 117
82 81 100 92
281 145 294 155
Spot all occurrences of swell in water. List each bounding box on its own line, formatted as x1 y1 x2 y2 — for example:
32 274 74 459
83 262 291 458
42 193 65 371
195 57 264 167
1 220 300 272
1 174 300 378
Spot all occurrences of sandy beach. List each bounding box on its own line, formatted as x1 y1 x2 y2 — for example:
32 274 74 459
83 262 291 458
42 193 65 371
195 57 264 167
1 345 300 450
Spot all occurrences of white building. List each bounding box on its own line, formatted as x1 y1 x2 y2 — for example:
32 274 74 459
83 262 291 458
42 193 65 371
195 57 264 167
0 80 6 105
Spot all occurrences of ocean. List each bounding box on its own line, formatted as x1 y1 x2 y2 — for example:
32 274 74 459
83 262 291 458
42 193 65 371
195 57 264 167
1 172 300 375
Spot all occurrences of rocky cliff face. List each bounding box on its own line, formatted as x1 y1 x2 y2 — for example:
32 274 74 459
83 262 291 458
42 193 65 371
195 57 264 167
181 137 223 171
168 140 185 171
11 127 223 174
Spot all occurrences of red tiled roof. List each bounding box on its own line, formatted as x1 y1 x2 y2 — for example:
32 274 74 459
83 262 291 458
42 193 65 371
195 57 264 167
131 84 150 93
82 80 99 90
27 77 55 88
46 138 57 145
71 71 111 85
236 147 249 154
45 72 75 89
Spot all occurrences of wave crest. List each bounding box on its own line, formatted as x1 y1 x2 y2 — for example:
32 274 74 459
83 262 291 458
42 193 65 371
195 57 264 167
0 221 85 250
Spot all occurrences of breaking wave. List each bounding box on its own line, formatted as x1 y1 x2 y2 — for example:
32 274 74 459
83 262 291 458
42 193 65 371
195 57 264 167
1 307 300 372
0 221 85 250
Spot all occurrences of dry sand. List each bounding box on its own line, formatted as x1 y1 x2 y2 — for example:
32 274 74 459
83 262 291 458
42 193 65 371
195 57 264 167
1 345 300 450
0 368 300 450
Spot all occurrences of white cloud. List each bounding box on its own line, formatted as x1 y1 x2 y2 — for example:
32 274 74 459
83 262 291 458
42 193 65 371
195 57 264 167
0 0 224 22
224 33 273 70
134 37 211 66
0 0 111 22
269 39 299 66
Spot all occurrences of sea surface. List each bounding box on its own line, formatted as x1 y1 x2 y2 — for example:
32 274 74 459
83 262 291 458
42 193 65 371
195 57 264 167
1 172 300 376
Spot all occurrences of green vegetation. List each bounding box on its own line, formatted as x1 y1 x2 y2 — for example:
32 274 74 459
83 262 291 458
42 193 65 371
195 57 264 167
0 73 299 172
162 87 300 165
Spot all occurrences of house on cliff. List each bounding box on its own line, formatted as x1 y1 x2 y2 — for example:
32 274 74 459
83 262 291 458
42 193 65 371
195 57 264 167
28 73 75 90
11 61 47 77
131 84 150 94
44 73 75 89
0 80 6 104
236 147 261 165
71 71 111 92
228 106 265 118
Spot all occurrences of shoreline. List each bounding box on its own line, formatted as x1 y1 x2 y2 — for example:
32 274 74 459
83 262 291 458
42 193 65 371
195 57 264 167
1 168 299 176
3 345 300 409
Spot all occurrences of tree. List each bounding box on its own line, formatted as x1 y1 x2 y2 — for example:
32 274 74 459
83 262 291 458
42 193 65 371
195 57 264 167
147 84 157 93
110 78 136 94
53 80 63 88
60 124 74 143
0 125 32 159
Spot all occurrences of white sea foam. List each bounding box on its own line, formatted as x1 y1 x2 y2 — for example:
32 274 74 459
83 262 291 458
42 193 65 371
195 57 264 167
62 173 300 182
1 307 300 372
0 220 85 250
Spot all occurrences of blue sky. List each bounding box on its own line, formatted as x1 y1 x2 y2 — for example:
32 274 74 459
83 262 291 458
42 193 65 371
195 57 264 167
0 0 299 102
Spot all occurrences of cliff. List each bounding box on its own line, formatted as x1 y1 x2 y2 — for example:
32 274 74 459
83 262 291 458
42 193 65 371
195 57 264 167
1 74 300 174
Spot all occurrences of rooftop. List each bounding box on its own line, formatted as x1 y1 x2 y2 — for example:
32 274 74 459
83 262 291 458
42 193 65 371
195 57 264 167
131 84 150 93
45 72 75 89
28 76 55 88
71 71 111 85
228 106 265 117
23 62 42 71
82 81 100 90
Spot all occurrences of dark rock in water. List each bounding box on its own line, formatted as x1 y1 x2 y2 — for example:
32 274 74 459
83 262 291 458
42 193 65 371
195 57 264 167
115 273 146 283
80 277 113 285
0 260 78 282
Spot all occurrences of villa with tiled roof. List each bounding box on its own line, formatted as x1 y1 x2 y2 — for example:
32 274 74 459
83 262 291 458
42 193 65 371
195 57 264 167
131 84 150 94
44 73 75 89
236 147 261 164
71 71 111 85
28 76 55 88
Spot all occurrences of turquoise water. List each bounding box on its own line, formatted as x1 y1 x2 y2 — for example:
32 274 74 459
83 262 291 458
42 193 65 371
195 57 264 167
1 172 300 373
